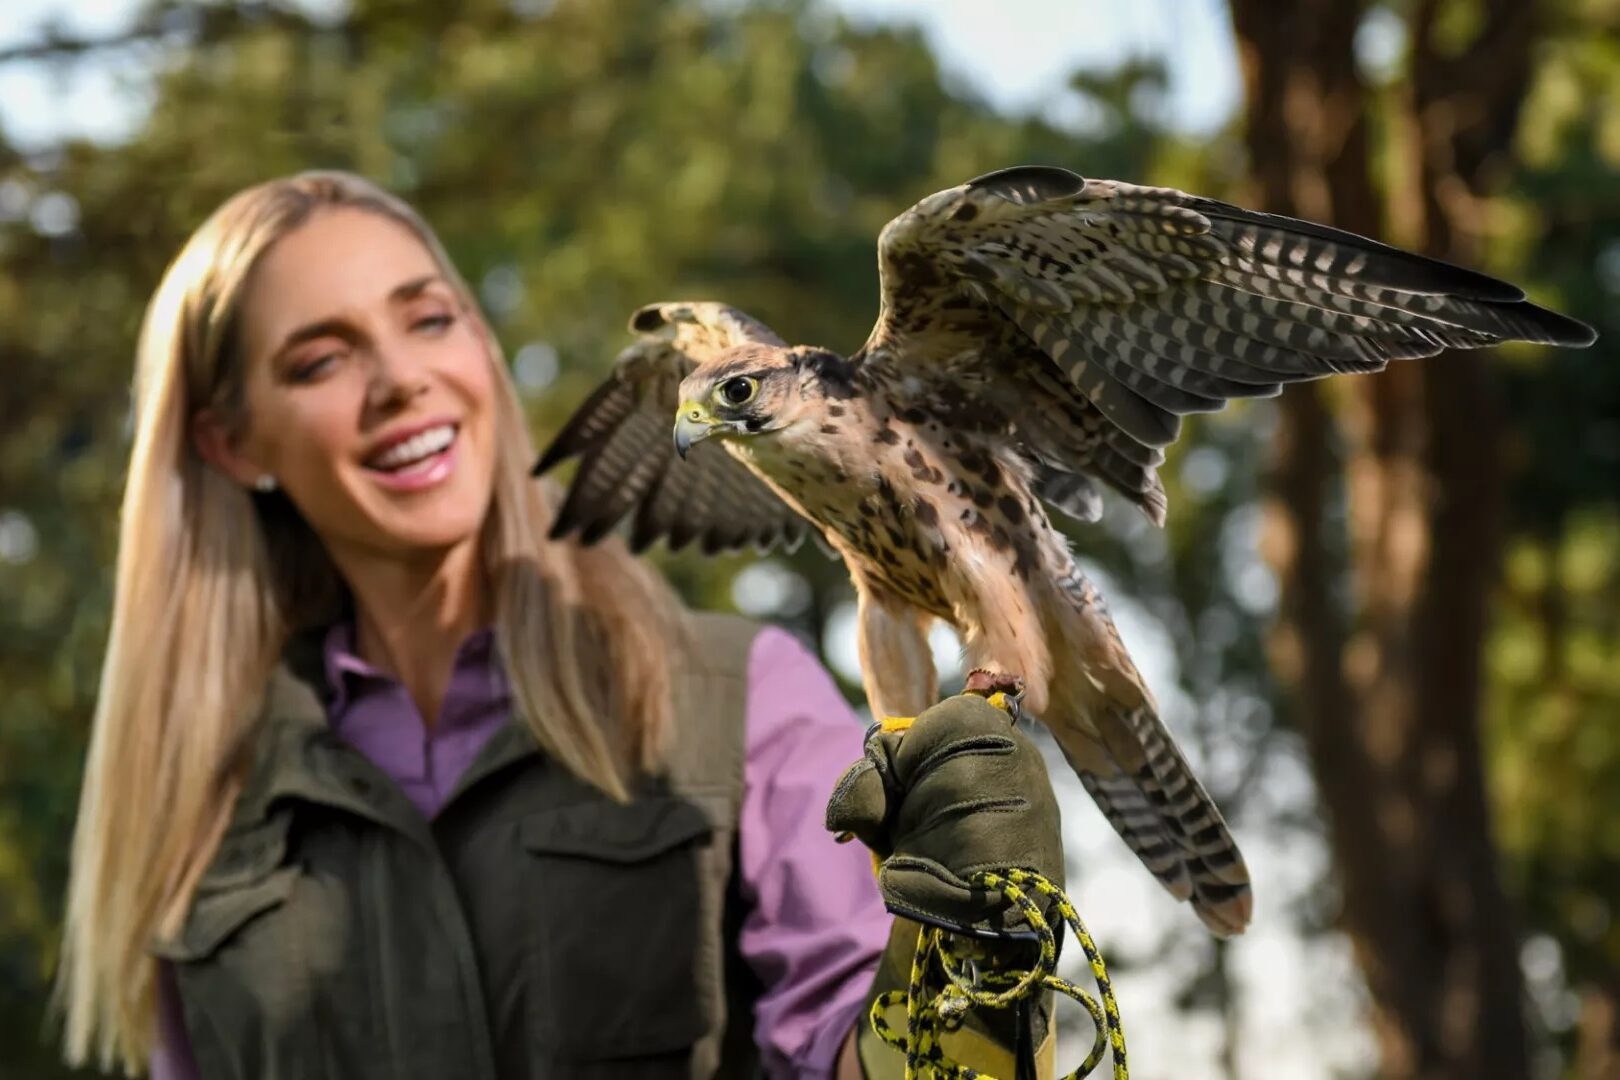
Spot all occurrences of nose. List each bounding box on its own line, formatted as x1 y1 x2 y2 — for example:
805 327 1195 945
364 347 429 412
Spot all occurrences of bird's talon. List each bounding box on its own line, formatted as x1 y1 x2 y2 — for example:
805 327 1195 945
965 669 1024 699
878 714 916 735
964 670 1025 722
985 692 1023 722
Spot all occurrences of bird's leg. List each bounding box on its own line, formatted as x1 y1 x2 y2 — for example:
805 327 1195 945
855 587 937 730
834 591 936 858
958 577 1051 715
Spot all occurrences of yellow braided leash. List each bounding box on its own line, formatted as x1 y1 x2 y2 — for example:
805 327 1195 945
856 694 1127 1078
867 868 1128 1079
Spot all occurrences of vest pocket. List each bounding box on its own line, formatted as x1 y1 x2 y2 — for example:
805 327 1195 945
518 796 715 1061
152 815 298 962
151 863 300 962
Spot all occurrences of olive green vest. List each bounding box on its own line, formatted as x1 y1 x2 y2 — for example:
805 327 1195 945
152 612 769 1079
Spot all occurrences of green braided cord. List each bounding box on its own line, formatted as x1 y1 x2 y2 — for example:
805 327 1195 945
865 868 1128 1080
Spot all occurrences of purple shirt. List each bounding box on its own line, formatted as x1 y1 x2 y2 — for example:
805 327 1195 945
154 624 888 1079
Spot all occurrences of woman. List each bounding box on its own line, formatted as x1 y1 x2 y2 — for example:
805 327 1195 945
57 171 1062 1079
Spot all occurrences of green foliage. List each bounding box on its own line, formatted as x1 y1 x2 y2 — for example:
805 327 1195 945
1484 6 1620 1065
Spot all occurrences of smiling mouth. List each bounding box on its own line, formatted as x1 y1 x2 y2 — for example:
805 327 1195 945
365 423 458 473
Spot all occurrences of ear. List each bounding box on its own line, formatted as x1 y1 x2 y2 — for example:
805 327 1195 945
191 407 266 488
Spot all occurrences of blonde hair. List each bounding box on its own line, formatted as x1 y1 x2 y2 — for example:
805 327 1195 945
57 171 683 1072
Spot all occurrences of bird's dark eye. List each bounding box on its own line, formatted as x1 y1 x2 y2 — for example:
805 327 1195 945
719 376 759 406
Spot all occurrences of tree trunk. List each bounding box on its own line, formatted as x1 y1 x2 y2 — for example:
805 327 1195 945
1577 981 1620 1080
1228 1 1533 1076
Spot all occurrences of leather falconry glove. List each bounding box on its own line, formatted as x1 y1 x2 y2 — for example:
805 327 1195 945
826 691 1067 939
827 691 1069 1078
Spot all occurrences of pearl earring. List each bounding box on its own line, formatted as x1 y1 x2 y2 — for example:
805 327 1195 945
253 475 277 493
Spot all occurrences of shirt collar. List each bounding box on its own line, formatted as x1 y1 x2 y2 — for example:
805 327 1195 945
321 619 500 720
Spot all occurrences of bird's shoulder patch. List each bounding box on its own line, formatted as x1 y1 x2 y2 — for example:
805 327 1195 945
788 346 858 399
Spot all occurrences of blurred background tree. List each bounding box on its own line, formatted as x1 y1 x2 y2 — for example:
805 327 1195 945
1228 1 1620 1076
0 1 1613 1078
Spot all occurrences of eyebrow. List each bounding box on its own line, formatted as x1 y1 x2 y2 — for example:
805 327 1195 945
389 273 442 302
271 274 447 359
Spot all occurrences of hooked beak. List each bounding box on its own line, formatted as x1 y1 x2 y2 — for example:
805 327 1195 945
674 401 720 460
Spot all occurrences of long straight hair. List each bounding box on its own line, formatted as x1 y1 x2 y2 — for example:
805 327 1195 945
57 171 684 1072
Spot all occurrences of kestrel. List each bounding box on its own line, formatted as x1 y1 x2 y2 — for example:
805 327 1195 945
534 166 1594 935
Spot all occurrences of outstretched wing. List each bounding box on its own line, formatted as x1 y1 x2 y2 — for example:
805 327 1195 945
854 165 1596 523
534 302 813 555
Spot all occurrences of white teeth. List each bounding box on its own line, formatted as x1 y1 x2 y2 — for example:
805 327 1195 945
369 425 455 470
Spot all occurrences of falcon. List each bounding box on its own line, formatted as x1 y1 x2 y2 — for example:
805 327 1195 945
533 166 1594 936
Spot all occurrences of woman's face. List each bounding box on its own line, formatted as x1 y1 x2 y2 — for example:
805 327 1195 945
217 208 498 562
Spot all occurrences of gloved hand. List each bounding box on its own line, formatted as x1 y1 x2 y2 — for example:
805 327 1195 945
825 692 1066 940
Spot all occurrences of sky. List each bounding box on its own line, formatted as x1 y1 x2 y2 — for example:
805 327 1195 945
0 4 1372 1078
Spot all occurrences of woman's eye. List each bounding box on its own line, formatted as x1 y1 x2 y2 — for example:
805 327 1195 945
413 313 455 334
292 353 338 382
721 377 757 405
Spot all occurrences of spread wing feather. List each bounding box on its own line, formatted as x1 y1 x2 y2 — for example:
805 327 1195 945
854 165 1595 523
534 302 812 555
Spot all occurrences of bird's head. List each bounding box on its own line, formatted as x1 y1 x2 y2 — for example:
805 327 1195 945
674 343 824 459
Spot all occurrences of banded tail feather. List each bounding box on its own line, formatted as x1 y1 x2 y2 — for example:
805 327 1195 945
1065 715 1252 938
1120 703 1252 936
1050 565 1253 936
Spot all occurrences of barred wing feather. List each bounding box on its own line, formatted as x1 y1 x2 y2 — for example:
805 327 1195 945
854 165 1595 522
534 302 812 555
